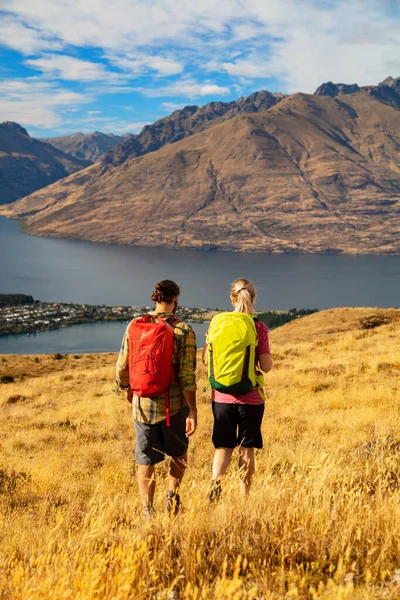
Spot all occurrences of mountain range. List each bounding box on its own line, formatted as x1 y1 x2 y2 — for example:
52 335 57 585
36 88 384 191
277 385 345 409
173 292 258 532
40 131 133 163
0 90 283 206
1 77 400 254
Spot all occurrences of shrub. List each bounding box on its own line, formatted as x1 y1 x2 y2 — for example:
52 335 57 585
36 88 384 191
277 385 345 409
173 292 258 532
360 315 391 329
1 375 14 384
312 382 333 393
7 395 27 404
52 419 77 431
0 469 30 494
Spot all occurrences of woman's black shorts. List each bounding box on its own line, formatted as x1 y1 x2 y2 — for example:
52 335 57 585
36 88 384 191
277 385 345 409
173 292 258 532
212 401 265 449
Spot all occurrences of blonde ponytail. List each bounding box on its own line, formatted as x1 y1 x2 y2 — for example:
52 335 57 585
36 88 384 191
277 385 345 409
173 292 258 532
230 278 256 314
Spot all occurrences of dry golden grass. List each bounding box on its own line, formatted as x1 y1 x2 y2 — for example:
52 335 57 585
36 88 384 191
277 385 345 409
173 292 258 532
1 308 400 599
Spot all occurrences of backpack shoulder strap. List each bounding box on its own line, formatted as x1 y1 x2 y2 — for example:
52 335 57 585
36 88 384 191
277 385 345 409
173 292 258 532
131 313 156 324
165 316 180 327
253 316 259 344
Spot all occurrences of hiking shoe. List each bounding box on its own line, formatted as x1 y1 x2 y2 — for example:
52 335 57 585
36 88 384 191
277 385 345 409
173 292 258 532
207 479 222 503
142 505 156 518
165 490 182 516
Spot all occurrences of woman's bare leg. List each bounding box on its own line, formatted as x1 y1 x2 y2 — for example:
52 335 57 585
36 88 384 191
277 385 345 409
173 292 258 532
208 447 234 502
212 448 234 478
238 447 255 494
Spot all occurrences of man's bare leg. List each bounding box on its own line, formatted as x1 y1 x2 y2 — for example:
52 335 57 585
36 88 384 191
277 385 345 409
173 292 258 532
169 452 187 493
166 452 187 514
137 464 156 509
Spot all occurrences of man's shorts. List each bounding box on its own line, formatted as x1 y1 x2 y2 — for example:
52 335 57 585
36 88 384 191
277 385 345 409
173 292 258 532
134 406 190 465
212 401 265 449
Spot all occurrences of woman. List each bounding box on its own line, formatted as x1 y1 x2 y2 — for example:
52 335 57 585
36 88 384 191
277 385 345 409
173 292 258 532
203 278 273 499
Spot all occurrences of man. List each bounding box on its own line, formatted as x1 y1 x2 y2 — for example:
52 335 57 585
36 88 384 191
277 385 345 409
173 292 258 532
116 279 197 516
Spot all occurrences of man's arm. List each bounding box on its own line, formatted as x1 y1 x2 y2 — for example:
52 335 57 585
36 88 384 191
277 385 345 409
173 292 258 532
116 325 131 400
178 327 197 436
202 342 208 365
183 390 197 437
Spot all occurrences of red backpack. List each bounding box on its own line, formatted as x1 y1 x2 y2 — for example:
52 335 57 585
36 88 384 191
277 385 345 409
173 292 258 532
128 314 178 426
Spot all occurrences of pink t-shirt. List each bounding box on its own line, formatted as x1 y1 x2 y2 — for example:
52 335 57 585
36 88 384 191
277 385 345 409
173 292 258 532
211 319 271 405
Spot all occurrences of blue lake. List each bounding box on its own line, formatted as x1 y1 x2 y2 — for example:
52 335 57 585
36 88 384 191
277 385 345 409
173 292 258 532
0 320 209 355
1 216 399 353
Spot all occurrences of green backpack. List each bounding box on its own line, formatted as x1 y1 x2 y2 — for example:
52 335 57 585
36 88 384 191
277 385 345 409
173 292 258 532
206 312 260 394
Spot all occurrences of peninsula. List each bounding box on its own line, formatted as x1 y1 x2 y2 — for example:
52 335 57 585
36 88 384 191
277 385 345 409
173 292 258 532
0 295 317 337
0 296 210 336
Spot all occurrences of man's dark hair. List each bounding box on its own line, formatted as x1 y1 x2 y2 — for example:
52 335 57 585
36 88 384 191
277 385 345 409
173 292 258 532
151 280 180 304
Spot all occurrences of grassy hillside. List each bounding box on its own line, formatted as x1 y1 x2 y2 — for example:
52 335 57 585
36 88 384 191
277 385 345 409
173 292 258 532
1 308 400 599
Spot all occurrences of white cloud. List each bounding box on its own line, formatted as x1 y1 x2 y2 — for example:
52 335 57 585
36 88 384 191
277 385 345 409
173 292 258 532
266 25 400 93
109 53 183 76
237 0 400 92
2 0 399 96
0 0 246 48
161 101 187 112
139 80 230 98
222 58 272 79
230 22 265 42
196 0 400 93
25 54 112 82
0 78 90 128
0 15 62 55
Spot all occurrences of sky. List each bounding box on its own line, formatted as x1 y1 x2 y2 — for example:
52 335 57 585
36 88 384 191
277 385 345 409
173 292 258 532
0 0 399 138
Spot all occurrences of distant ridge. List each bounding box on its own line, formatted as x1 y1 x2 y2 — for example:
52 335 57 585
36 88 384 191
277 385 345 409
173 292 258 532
315 76 400 109
0 121 91 205
314 82 360 96
42 131 134 163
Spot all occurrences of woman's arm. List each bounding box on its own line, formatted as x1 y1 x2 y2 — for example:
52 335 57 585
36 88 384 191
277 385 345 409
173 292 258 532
258 353 273 373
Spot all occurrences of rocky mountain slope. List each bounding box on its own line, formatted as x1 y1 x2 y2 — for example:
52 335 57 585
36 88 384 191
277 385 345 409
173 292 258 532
1 78 400 254
0 122 90 205
315 76 400 110
42 131 133 163
103 90 284 167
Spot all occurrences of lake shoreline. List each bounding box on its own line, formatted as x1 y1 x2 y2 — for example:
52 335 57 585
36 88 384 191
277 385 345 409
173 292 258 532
5 216 400 256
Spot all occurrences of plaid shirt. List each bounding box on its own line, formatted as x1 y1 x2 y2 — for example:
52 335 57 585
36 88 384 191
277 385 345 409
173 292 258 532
116 311 197 424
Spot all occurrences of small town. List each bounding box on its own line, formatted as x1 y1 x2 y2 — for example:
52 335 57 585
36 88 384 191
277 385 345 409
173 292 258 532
0 294 210 336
